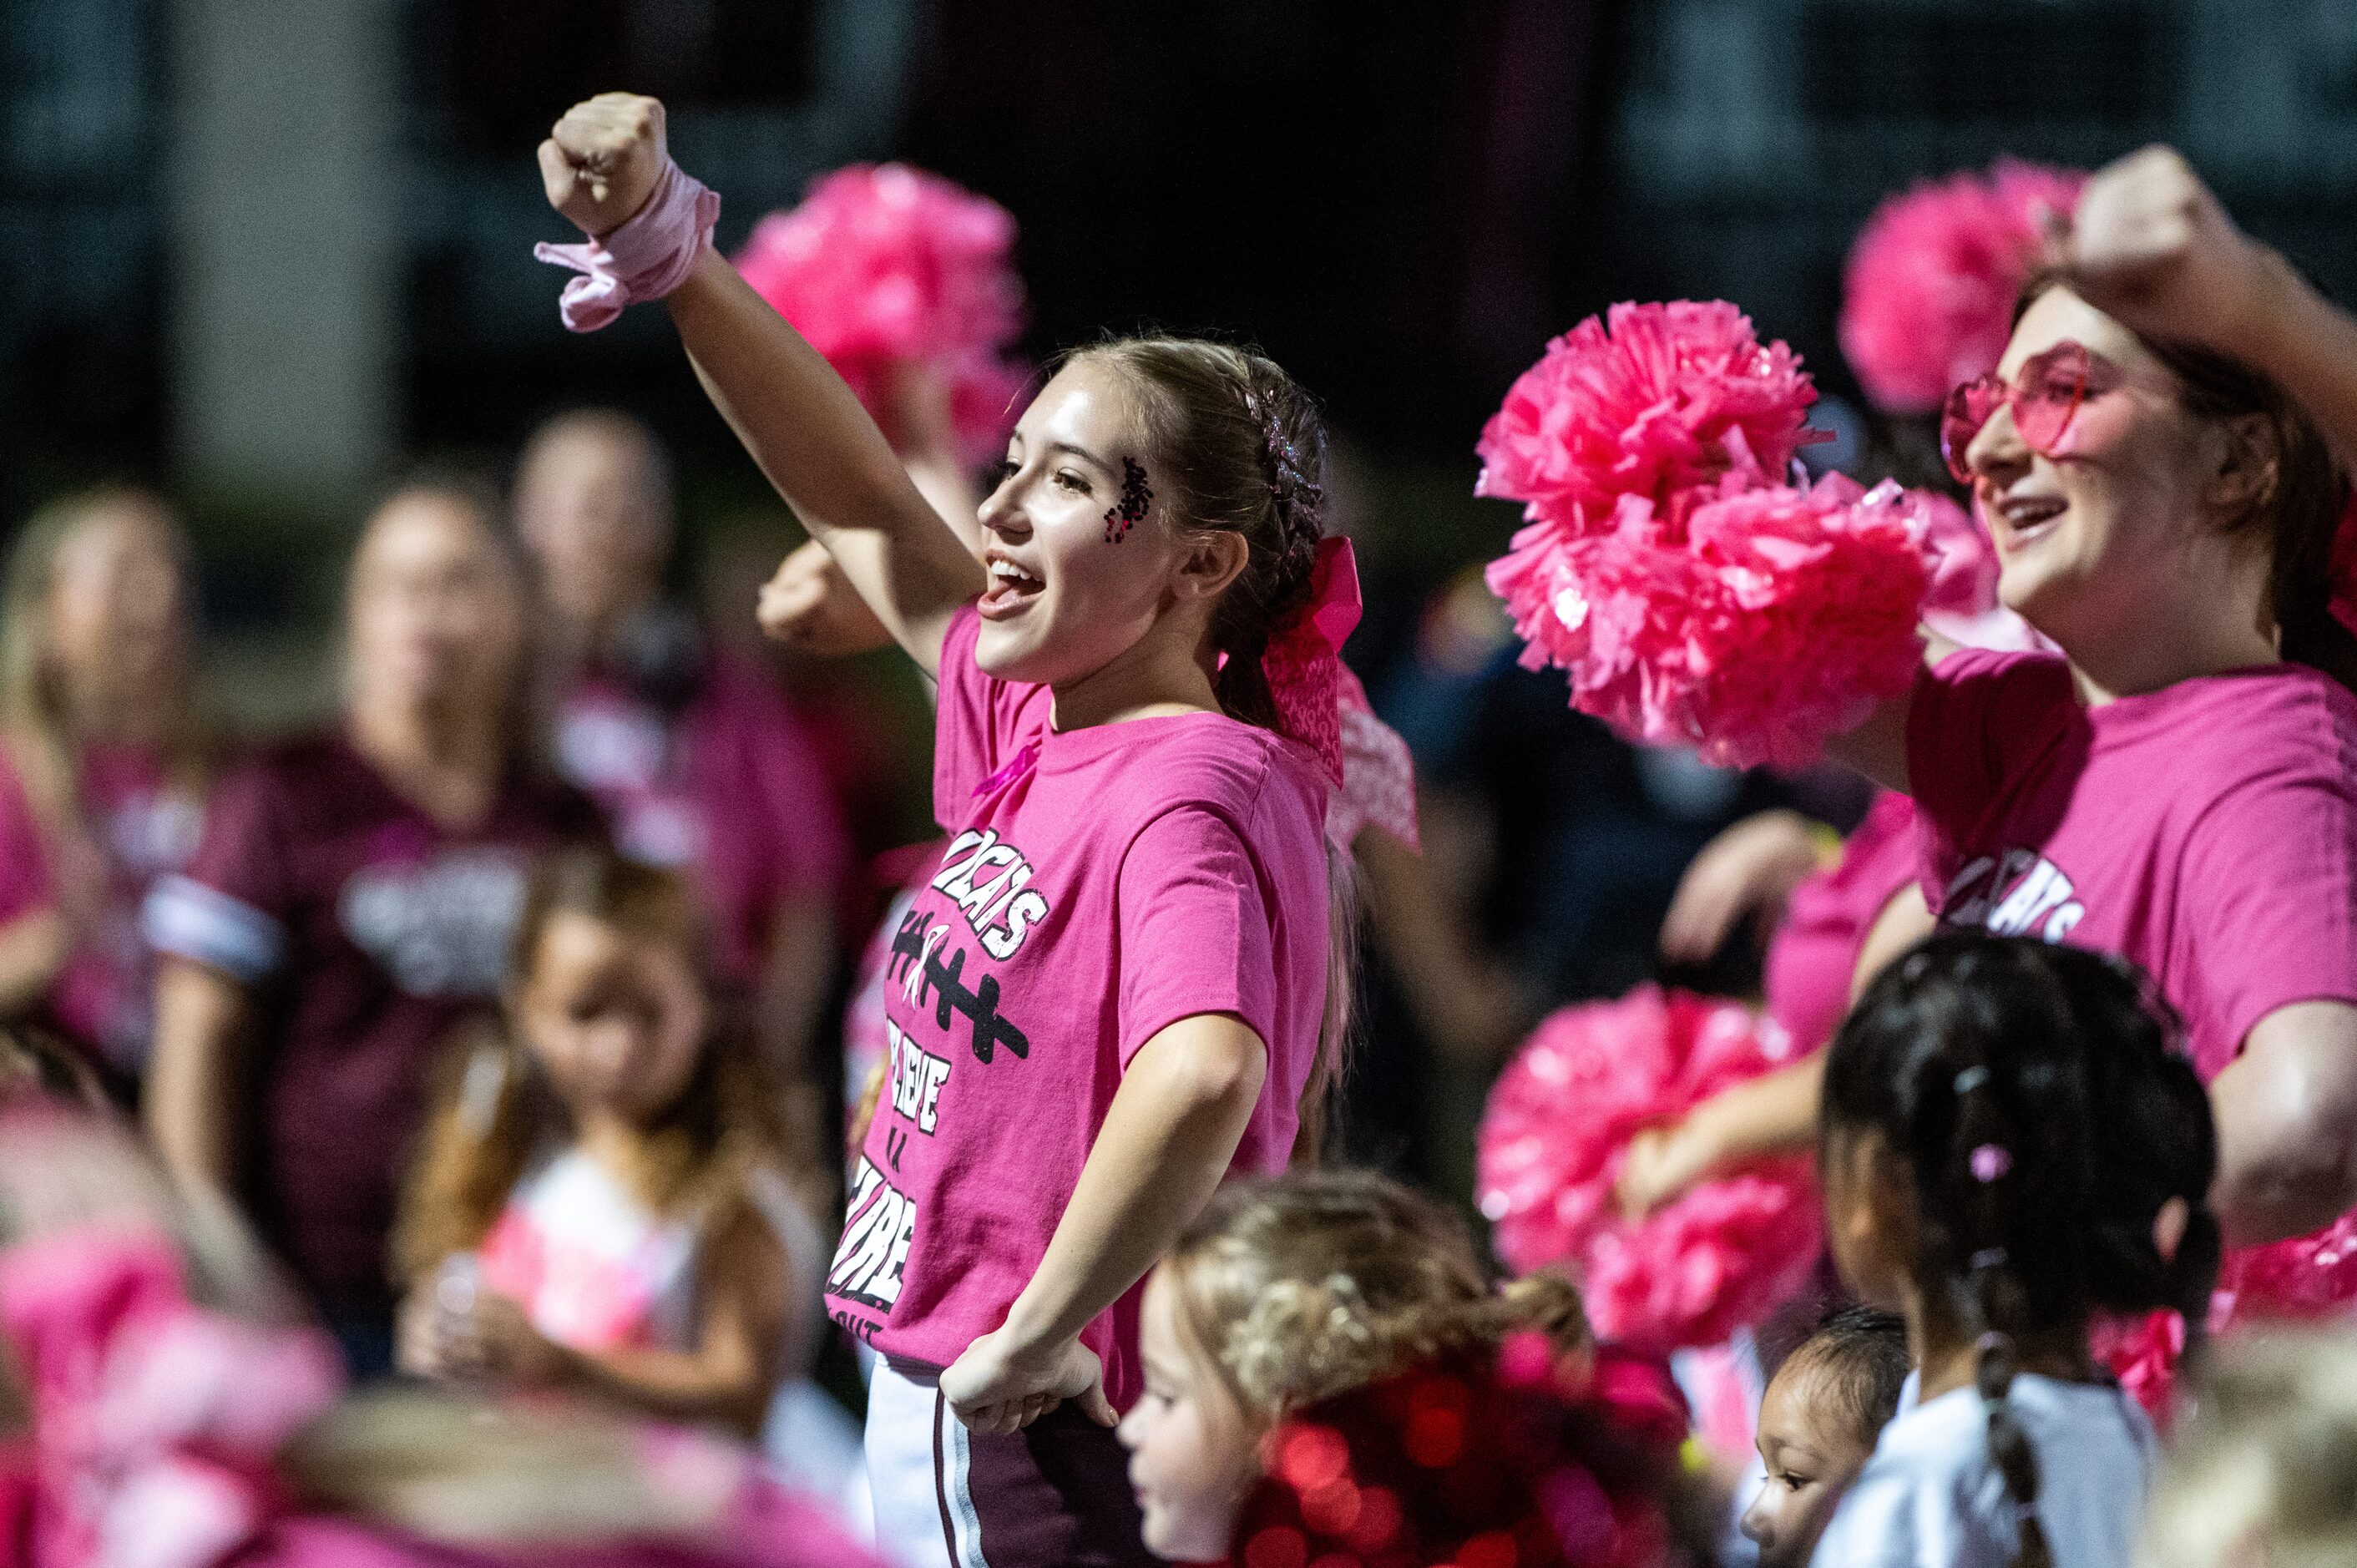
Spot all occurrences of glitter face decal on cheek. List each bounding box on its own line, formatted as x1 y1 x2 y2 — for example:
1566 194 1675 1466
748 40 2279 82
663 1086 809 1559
1105 458 1152 544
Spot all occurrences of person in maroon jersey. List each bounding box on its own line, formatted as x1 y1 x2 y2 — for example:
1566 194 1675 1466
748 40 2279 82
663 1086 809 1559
143 479 602 1378
512 409 847 1126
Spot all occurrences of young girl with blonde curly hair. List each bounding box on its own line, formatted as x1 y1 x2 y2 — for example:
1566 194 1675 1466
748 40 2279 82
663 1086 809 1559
1120 1170 1707 1567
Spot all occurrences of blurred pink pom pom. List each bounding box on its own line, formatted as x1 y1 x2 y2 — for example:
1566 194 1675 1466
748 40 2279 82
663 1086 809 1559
1839 159 2088 415
2091 1308 2188 1425
1917 489 1998 618
1486 473 1934 769
1474 301 1821 537
1677 477 1935 767
2221 1210 2357 1318
1476 986 1820 1353
732 163 1029 465
2096 1211 2357 1422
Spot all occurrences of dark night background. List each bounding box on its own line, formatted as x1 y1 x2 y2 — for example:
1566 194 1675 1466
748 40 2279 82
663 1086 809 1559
3 0 2352 1191
2 0 2353 746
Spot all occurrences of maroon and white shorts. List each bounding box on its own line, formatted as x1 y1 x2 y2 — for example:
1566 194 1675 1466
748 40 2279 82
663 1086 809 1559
867 1358 1155 1568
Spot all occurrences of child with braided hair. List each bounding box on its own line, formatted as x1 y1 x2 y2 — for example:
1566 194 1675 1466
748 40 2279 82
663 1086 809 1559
534 94 1355 1565
1812 934 2219 1568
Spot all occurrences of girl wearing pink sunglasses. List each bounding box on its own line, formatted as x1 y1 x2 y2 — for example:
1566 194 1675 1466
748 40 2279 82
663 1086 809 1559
1628 147 2357 1263
1847 147 2357 1252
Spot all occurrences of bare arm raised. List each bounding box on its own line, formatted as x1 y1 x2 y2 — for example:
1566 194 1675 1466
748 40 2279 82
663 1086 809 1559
538 94 984 676
2056 144 2357 474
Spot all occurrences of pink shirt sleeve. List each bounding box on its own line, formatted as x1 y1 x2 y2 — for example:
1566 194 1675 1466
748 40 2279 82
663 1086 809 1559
0 755 54 923
2177 766 2357 1075
1905 650 2074 894
1115 806 1278 1066
931 604 1036 827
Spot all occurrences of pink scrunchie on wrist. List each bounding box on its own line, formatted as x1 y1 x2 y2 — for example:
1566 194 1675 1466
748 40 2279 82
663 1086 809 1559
534 159 720 332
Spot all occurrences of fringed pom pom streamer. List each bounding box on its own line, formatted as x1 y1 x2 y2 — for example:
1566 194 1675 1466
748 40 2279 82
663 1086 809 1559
1485 471 1935 770
2097 1209 2357 1426
1479 300 1938 768
1476 986 1822 1354
1839 159 2088 416
732 163 1030 466
1474 301 1823 537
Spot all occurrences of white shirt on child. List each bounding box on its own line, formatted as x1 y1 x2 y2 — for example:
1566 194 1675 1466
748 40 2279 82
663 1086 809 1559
1810 1372 2154 1568
473 1148 867 1523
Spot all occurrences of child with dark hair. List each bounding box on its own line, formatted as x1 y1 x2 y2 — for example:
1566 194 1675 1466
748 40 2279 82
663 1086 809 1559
1741 1308 1909 1567
1811 934 2218 1568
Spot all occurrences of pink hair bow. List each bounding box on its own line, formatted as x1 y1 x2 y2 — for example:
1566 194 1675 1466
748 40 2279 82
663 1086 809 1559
1262 536 1363 786
0 1223 343 1568
534 159 721 333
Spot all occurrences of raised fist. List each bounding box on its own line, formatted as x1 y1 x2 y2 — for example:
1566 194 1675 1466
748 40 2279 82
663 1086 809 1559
2056 144 2275 356
538 92 670 238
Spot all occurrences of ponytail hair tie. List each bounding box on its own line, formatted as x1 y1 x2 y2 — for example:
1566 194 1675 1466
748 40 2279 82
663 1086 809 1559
1970 1144 2012 1183
1953 1065 1991 1095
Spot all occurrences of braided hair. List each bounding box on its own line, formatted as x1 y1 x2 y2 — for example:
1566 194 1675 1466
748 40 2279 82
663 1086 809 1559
1822 934 2219 1568
1074 337 1355 1158
1070 337 1329 729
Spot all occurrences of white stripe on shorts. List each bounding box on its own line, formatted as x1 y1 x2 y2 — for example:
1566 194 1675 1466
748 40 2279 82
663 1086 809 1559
938 1389 988 1568
866 1358 988 1568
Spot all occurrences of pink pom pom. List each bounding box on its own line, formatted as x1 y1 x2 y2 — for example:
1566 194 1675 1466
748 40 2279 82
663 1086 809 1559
1916 488 1999 618
1475 987 1821 1353
2094 1211 2357 1424
2091 1308 2188 1425
1486 473 1934 769
732 164 1029 465
1474 301 1821 538
1839 159 2088 415
2218 1210 2357 1322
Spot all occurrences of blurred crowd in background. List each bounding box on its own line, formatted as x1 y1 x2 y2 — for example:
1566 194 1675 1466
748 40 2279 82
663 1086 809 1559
8 4 2357 1562
24 0 2352 1199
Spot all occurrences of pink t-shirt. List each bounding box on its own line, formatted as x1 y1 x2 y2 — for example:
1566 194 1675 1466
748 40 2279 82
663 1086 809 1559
556 650 848 984
824 607 1331 1409
1908 649 2357 1080
0 743 204 1070
1763 792 1921 1052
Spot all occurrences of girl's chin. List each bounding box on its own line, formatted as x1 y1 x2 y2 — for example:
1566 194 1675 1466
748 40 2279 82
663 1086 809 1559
1994 556 2070 622
971 626 1048 681
1140 1510 1230 1564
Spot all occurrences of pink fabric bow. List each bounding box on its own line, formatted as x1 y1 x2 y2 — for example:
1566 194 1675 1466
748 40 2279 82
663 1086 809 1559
1262 537 1363 786
0 1222 343 1568
534 159 721 333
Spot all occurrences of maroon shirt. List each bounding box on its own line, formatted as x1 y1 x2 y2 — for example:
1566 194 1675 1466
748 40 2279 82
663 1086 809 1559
145 732 601 1316
554 647 847 984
